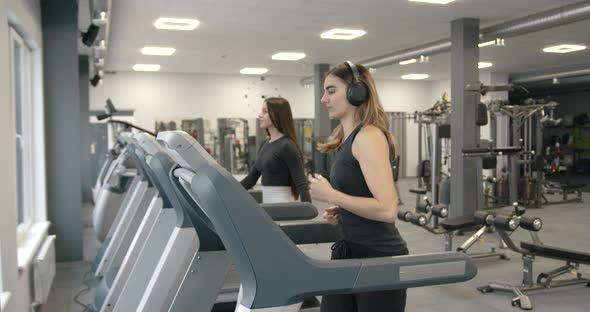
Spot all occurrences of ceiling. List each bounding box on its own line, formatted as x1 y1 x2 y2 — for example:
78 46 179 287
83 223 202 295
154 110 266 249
99 0 590 80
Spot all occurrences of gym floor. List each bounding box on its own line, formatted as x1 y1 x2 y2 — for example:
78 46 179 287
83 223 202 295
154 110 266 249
43 178 590 312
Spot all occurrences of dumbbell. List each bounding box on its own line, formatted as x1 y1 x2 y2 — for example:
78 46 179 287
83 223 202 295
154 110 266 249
473 210 519 230
397 210 411 221
416 197 448 218
416 197 432 213
431 205 449 218
509 202 542 232
519 216 543 232
474 210 495 226
493 214 520 231
397 210 428 226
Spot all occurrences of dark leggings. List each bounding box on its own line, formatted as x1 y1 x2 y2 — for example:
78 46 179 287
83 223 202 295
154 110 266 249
320 240 409 312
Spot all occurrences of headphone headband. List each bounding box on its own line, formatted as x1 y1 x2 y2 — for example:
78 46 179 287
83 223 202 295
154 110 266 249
345 61 361 83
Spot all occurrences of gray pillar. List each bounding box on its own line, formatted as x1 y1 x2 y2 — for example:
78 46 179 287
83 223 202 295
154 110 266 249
312 64 331 175
431 124 441 205
450 18 480 218
80 56 92 203
42 0 83 261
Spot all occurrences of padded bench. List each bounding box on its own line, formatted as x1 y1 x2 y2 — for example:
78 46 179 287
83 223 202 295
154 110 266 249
410 188 428 195
546 182 586 191
520 242 590 265
439 216 477 231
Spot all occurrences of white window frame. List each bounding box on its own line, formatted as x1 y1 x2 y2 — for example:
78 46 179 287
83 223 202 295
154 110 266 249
9 26 47 247
0 292 11 311
0 240 3 292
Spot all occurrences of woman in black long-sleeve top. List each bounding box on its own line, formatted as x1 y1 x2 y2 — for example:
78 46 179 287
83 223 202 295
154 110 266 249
240 97 311 203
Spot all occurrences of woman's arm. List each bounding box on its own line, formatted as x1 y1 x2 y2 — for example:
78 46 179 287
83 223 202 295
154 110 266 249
310 126 398 223
240 140 266 190
240 165 261 190
282 142 312 202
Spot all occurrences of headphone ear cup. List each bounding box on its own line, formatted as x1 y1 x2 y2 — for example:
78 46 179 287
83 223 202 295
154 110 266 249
347 82 368 106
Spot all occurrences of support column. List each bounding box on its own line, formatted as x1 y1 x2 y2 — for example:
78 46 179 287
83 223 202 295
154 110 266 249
450 18 480 218
42 0 83 261
80 56 92 203
312 64 331 176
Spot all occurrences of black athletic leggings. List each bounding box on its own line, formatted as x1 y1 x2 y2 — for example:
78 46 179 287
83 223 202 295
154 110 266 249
320 240 409 312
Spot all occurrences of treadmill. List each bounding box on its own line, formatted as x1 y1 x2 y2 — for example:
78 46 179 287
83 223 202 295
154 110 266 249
160 130 478 312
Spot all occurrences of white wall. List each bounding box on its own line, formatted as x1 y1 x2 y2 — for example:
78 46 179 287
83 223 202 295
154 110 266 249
90 72 315 131
0 0 44 311
91 72 433 177
375 79 434 176
431 79 451 105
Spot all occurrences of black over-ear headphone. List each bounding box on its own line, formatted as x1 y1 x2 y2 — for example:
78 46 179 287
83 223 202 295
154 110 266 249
344 61 368 106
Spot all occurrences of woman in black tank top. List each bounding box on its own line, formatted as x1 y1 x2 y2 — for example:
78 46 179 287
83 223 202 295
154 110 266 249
309 62 408 312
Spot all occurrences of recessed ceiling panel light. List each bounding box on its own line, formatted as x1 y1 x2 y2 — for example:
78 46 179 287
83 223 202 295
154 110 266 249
478 40 496 48
141 46 176 56
272 52 306 61
154 17 200 30
133 64 161 71
399 59 417 65
478 38 504 48
543 44 587 54
478 62 493 69
402 74 429 80
409 0 456 4
320 28 366 40
240 67 268 75
419 55 430 63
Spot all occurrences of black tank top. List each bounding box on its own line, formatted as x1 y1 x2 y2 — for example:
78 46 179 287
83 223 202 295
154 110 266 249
330 125 407 252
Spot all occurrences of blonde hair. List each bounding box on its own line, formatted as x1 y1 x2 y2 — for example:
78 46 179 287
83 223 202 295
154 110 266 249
317 63 395 159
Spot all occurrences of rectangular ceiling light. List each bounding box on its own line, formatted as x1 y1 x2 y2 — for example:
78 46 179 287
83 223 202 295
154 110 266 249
321 29 366 40
141 47 176 56
409 0 456 4
542 44 587 54
272 52 306 61
402 74 429 80
133 64 161 71
154 17 200 30
478 62 493 69
479 38 505 48
240 67 268 75
478 40 496 48
399 59 417 65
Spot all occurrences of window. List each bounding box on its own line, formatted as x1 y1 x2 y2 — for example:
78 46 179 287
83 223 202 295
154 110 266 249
10 27 39 239
0 240 3 291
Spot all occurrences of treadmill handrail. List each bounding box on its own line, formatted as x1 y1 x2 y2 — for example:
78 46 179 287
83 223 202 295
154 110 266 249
191 164 478 309
349 251 475 292
175 168 319 221
259 202 318 221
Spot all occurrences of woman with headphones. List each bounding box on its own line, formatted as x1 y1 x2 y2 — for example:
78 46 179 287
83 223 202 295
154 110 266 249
240 97 311 203
309 62 408 312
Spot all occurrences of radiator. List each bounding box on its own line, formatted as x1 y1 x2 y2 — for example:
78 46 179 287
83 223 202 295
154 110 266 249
33 235 56 304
